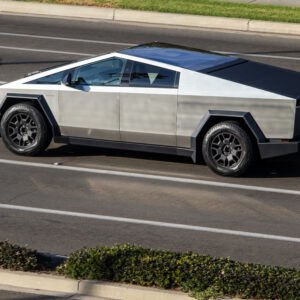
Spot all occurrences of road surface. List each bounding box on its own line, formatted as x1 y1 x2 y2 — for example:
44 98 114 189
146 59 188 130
0 13 299 272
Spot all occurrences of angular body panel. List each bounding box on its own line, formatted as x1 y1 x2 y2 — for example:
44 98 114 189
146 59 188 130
177 70 296 147
177 95 295 148
0 85 59 121
58 85 120 140
120 87 177 146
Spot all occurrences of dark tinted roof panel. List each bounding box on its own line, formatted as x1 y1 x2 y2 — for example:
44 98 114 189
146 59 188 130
119 43 242 72
209 61 300 99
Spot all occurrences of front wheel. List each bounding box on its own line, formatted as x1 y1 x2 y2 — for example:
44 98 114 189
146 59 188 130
202 121 255 176
0 103 51 156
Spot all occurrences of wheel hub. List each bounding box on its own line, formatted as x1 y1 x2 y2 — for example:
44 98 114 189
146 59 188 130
222 142 232 156
19 124 28 135
210 132 243 168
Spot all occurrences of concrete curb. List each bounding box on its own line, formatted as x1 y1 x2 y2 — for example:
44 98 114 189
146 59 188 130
0 0 115 20
0 0 300 36
0 269 192 300
249 20 300 35
114 9 249 31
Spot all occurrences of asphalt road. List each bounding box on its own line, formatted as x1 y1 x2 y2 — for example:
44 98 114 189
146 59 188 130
0 13 300 273
0 290 58 300
0 287 107 299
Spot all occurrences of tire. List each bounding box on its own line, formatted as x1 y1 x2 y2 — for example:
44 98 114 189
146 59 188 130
202 121 254 176
0 103 51 156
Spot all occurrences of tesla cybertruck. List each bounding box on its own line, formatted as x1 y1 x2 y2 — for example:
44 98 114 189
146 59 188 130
1 42 300 176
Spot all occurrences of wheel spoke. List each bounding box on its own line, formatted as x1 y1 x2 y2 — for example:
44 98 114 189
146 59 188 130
25 115 31 123
28 123 37 130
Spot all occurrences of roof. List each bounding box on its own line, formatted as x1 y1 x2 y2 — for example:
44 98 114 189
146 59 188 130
209 60 300 99
119 42 244 72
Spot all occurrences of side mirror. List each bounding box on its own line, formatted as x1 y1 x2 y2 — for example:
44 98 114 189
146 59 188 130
62 73 72 86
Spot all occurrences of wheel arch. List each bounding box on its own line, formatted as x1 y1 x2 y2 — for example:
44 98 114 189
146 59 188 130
0 93 60 137
191 110 266 163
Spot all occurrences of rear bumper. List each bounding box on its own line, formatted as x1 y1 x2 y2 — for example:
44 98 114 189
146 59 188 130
258 141 300 159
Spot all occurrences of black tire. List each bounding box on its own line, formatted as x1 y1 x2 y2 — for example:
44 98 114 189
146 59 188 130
0 103 51 156
202 121 254 176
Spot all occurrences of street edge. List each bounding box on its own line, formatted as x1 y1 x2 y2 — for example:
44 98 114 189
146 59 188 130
0 269 193 300
0 0 300 36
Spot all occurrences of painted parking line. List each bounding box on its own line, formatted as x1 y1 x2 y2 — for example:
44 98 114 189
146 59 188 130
0 203 299 243
1 158 300 196
0 45 94 57
0 32 300 61
0 81 6 85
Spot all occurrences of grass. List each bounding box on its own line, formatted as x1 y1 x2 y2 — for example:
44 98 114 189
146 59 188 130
16 0 300 23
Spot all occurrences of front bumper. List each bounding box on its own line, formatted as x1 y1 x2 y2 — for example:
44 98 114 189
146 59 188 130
258 141 300 159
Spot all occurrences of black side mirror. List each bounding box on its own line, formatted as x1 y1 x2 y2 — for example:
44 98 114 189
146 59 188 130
62 73 72 86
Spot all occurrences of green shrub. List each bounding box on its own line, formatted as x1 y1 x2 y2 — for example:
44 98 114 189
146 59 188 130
58 244 300 299
0 241 51 271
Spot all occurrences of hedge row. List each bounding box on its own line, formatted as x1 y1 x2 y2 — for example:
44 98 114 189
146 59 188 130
58 244 300 299
1 242 299 299
0 241 52 271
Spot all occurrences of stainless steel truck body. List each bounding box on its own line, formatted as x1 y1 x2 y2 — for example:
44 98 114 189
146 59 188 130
1 43 300 176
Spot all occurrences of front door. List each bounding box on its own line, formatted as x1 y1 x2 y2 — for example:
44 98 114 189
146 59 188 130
58 57 127 141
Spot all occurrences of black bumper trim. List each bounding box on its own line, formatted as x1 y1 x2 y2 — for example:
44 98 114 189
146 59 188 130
258 141 300 159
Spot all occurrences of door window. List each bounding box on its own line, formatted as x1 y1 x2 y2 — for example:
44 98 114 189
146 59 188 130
72 57 127 86
129 61 177 88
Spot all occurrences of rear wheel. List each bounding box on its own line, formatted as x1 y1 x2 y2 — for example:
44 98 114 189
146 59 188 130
202 121 254 176
0 103 51 156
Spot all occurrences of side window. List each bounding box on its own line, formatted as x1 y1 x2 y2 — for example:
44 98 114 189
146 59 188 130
26 70 65 85
129 62 177 88
72 57 126 86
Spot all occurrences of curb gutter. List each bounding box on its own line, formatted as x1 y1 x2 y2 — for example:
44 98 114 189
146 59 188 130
0 269 192 300
0 0 300 36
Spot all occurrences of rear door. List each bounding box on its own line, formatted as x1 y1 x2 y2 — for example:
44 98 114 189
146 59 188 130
120 61 179 146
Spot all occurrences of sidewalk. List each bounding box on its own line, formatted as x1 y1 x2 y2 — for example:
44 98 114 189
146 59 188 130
0 269 194 300
0 0 300 36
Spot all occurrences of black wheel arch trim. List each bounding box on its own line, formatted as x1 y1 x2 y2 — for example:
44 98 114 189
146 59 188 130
190 110 266 162
0 93 60 137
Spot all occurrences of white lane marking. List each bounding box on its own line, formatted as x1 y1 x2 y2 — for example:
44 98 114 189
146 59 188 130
0 45 94 57
1 158 300 196
0 32 299 61
0 81 6 85
216 51 300 61
0 32 136 47
0 203 299 243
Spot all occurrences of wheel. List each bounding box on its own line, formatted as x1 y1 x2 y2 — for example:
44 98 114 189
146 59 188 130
0 103 51 156
202 121 254 176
